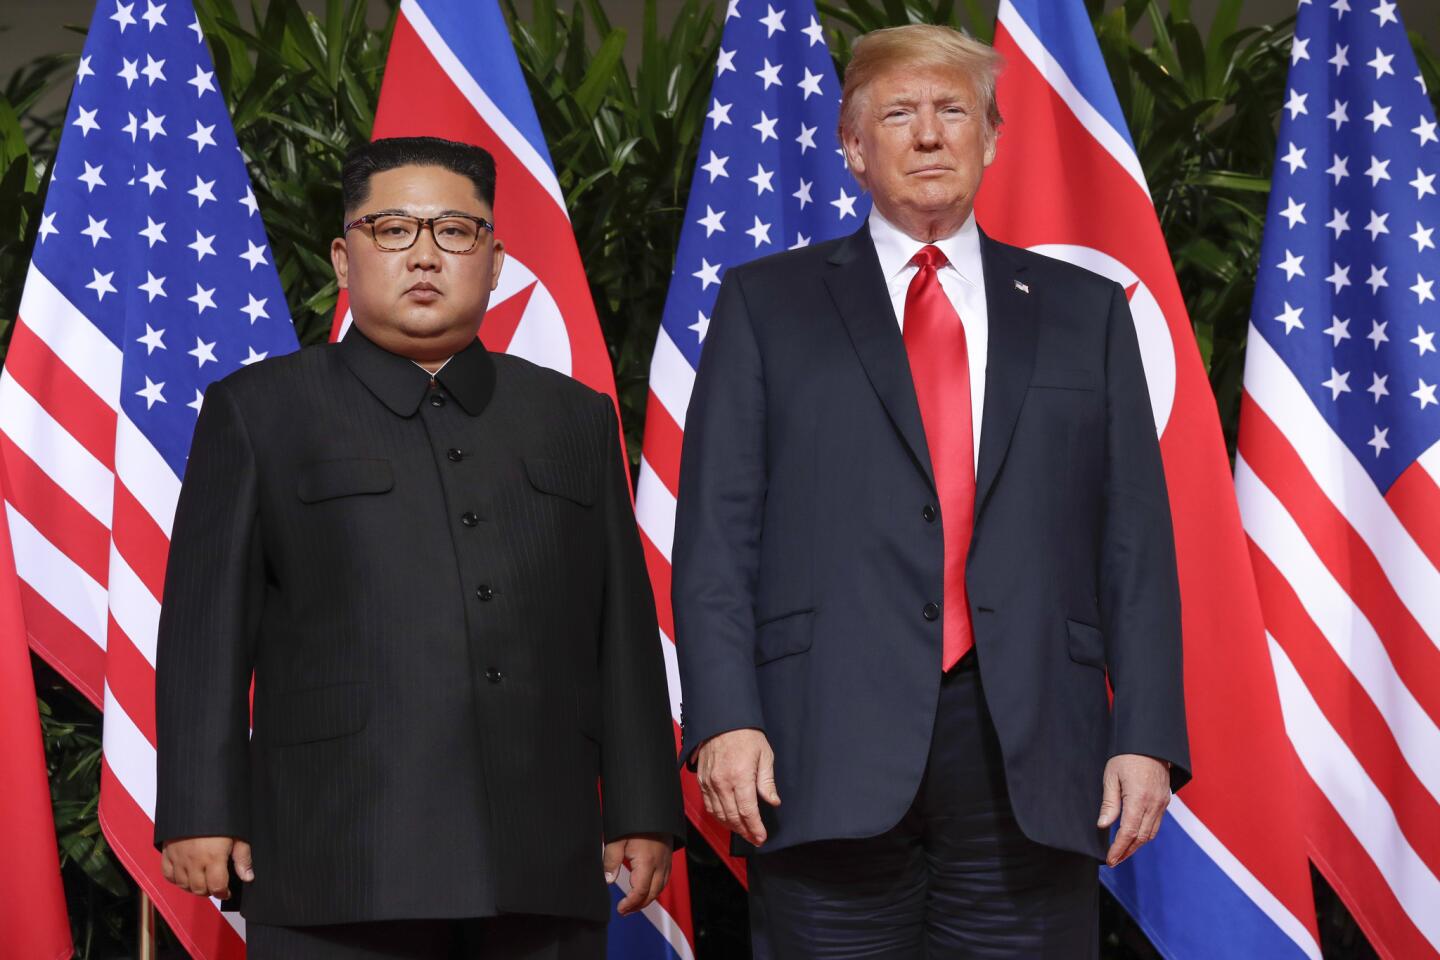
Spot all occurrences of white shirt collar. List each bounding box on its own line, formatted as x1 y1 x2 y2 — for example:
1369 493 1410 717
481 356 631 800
867 205 984 288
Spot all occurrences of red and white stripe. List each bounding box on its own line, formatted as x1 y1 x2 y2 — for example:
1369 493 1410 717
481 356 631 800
1238 325 1440 959
1 266 247 958
635 322 750 885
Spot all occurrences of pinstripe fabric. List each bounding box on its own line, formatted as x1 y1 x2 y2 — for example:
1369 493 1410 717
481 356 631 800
154 329 684 926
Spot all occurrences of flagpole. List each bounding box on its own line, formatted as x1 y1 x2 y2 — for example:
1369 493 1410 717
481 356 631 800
137 892 156 960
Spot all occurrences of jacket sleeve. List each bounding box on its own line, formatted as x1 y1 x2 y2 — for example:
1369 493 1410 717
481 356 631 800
153 379 262 847
1098 280 1192 790
672 270 768 767
595 397 687 846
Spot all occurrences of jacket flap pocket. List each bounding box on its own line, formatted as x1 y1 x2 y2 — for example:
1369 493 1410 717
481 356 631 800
755 609 815 665
1030 368 1096 391
270 682 369 746
297 459 394 503
1065 619 1106 669
525 458 595 506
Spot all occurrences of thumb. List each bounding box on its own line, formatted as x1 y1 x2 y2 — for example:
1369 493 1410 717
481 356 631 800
757 751 781 807
602 840 625 886
1097 770 1121 828
231 840 255 882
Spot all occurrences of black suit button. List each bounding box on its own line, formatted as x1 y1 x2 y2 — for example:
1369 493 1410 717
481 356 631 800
461 511 479 527
485 668 503 683
476 584 494 601
447 448 464 462
922 505 937 522
429 393 446 408
923 603 940 621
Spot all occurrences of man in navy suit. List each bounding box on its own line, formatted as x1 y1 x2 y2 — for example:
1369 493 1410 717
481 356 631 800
673 25 1190 958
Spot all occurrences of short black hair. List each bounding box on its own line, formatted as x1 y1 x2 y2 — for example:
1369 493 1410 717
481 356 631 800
341 136 497 215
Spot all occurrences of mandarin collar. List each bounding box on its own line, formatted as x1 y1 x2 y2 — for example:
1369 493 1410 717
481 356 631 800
339 326 496 417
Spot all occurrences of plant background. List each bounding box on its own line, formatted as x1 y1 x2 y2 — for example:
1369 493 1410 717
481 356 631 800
2 0 1438 955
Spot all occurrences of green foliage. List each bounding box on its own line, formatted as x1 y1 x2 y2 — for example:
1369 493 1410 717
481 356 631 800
502 0 721 454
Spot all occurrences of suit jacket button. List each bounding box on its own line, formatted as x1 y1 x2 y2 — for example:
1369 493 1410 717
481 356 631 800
922 505 937 522
447 448 465 462
476 584 494 601
429 393 446 408
485 668 503 683
461 511 479 527
923 602 940 621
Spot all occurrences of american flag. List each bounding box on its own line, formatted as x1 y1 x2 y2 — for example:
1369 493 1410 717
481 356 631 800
0 1 299 956
634 0 868 880
1237 1 1440 956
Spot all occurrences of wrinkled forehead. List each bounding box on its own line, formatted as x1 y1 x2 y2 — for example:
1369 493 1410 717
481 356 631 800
864 64 979 107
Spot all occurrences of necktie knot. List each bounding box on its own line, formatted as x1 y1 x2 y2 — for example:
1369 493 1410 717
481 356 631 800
911 244 948 271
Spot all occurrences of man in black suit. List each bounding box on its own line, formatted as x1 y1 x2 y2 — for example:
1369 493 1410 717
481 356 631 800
154 137 683 959
674 25 1189 958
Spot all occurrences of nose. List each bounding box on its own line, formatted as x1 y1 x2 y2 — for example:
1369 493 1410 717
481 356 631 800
406 225 442 271
913 107 942 148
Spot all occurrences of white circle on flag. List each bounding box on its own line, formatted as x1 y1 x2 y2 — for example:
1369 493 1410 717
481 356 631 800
1027 244 1175 437
488 256 571 377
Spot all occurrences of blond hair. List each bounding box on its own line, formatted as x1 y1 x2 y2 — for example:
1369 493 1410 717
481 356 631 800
839 25 1004 138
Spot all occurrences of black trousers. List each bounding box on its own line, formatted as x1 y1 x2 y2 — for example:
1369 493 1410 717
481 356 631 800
748 657 1099 959
244 916 606 960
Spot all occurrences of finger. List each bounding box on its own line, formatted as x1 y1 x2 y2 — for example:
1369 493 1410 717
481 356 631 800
618 857 656 916
1096 771 1122 829
204 858 231 900
646 855 670 907
602 841 625 886
1136 792 1170 847
186 864 211 898
715 781 744 836
699 780 718 819
732 779 767 846
231 840 255 882
161 854 175 884
757 753 781 807
1108 796 1147 866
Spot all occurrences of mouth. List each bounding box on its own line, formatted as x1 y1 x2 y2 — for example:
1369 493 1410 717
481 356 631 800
908 165 953 176
405 282 442 302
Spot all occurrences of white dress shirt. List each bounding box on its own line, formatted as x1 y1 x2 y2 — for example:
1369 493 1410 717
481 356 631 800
868 206 989 469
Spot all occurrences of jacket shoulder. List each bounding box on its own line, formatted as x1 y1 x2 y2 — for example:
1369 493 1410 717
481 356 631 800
208 342 334 405
725 234 849 288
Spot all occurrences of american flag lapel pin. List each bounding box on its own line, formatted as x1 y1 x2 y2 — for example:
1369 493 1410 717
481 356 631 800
1014 279 1030 294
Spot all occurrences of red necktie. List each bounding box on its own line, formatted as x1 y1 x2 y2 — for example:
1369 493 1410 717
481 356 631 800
903 245 975 671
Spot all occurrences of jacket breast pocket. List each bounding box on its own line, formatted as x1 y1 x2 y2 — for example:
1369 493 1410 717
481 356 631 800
1065 619 1107 670
524 458 595 507
267 681 369 746
754 609 815 665
296 459 394 503
1030 368 1096 392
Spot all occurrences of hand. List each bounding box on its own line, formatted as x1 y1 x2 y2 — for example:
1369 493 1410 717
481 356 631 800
604 833 674 916
695 728 781 846
161 837 253 899
1097 754 1171 866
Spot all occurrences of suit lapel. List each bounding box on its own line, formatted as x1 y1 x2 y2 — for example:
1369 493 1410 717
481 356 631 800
824 223 936 492
974 230 1037 519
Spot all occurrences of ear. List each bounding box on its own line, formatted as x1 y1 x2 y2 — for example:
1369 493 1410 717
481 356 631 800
841 125 867 185
489 239 506 292
982 124 999 168
331 236 350 290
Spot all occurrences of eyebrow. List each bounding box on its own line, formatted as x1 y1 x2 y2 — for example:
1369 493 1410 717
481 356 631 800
365 208 482 218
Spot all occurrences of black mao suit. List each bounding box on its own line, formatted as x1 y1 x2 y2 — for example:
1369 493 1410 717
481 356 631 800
154 328 683 937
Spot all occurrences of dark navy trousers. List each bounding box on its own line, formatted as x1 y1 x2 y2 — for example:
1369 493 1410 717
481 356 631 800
748 657 1100 959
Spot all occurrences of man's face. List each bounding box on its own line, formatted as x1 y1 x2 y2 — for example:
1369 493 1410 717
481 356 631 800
842 65 996 229
331 164 505 363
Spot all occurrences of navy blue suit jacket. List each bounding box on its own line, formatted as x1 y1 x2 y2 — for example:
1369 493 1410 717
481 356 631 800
673 223 1190 861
